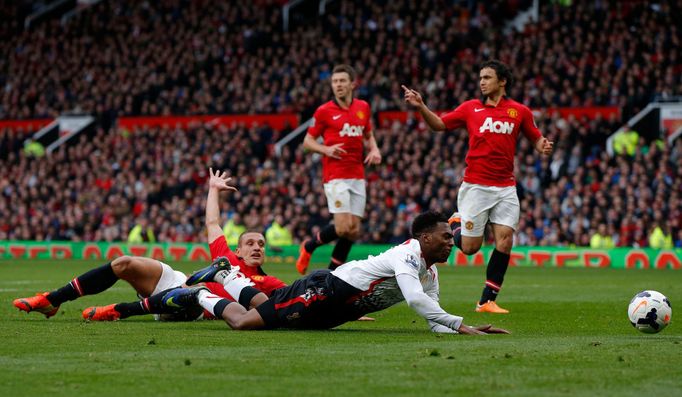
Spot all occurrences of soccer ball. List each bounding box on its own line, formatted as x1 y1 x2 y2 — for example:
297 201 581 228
628 290 672 334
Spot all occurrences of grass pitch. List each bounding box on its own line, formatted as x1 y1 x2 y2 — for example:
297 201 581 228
1 259 681 397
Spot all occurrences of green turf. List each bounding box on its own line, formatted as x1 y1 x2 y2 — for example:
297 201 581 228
1 260 681 397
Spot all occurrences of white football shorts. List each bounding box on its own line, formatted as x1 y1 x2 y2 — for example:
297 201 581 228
150 262 204 321
151 261 187 295
323 178 366 218
457 181 520 237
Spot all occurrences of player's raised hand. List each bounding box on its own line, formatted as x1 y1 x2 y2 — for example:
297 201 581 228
534 137 554 156
364 147 382 165
208 168 238 192
323 143 347 159
401 85 424 107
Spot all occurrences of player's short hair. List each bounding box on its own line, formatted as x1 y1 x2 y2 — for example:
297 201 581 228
411 211 449 238
480 59 514 90
237 230 266 246
332 64 356 81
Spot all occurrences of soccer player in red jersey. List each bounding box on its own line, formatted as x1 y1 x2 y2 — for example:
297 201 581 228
13 168 285 321
402 60 553 314
296 64 382 275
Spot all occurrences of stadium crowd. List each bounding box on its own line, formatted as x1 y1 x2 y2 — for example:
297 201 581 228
1 0 681 249
1 110 681 248
1 0 680 121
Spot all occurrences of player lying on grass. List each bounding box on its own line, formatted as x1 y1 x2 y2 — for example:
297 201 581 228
13 168 285 321
156 211 510 334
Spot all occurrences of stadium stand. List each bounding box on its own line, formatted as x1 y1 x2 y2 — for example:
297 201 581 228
0 0 681 248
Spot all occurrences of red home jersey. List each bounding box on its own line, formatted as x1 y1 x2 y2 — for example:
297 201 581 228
208 236 287 297
441 97 541 187
308 99 373 182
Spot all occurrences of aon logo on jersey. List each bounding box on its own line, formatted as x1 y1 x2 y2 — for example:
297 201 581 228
340 123 364 137
479 117 515 134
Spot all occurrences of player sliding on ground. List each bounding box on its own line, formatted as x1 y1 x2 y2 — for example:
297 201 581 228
12 168 285 321
158 211 509 335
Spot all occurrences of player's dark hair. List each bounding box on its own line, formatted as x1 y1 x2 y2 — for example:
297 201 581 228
237 230 266 246
480 59 514 90
332 64 356 81
411 211 449 238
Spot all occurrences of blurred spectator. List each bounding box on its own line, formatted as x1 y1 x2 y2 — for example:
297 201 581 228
613 126 639 157
223 213 247 246
265 214 293 247
589 223 614 249
127 217 155 243
23 139 45 158
649 223 673 249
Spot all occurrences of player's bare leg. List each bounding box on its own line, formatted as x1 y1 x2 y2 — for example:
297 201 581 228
449 212 484 255
13 255 158 318
215 300 266 330
475 224 513 314
109 256 163 297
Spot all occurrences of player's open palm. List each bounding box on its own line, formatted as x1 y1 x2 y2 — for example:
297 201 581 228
208 168 238 192
401 85 424 107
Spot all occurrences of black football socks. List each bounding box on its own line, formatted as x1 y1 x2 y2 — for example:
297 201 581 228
47 262 117 306
479 249 510 304
304 224 338 253
329 238 353 270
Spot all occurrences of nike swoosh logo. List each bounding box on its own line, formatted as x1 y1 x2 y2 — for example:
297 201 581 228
332 115 342 120
474 108 485 112
165 297 180 307
630 300 647 317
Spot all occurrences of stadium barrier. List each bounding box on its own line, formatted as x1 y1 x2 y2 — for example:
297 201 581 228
0 242 680 269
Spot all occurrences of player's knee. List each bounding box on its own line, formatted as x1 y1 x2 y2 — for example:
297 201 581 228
335 225 352 239
495 235 514 253
460 244 481 255
460 237 483 255
336 222 360 240
111 255 133 275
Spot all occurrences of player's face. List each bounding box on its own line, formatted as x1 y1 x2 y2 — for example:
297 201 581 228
423 223 455 264
479 67 504 96
236 232 266 267
331 72 354 100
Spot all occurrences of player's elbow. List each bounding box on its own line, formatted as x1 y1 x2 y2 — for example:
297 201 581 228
405 296 426 313
205 216 220 228
302 135 315 150
433 120 447 131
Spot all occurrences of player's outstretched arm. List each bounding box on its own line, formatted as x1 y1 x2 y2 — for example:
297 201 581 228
396 273 464 331
401 85 447 131
206 168 238 243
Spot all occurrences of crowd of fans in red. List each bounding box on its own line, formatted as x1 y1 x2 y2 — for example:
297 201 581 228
0 0 680 248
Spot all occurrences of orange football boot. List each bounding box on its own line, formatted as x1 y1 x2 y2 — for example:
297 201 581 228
82 304 121 321
295 240 312 275
475 300 509 314
13 292 59 318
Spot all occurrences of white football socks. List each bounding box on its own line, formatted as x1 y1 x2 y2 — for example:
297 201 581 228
219 269 255 303
196 289 225 314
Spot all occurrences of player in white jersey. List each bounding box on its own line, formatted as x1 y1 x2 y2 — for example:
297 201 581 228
160 211 509 335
